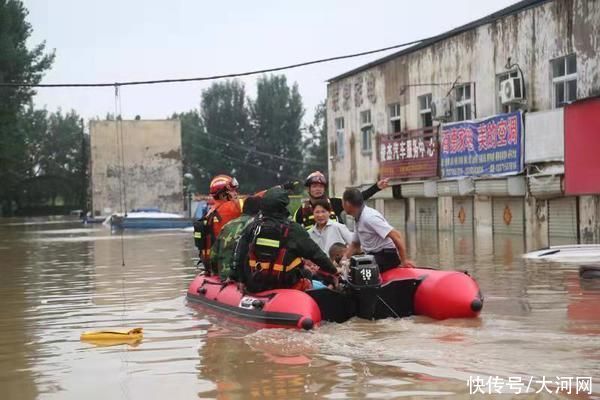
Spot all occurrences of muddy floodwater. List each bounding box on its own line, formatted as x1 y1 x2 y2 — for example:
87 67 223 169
0 217 598 399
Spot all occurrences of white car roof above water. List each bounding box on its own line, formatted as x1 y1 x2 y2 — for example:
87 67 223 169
523 244 600 262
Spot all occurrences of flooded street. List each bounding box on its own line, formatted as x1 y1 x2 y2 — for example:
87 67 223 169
1 218 598 399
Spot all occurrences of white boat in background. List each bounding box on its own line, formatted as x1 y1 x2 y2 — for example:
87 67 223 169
109 208 193 230
523 244 600 263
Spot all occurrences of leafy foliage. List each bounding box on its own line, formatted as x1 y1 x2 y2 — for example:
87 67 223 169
0 0 55 214
302 100 328 178
174 76 322 195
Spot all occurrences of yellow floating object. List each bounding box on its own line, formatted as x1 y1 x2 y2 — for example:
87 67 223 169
81 337 142 348
80 327 143 342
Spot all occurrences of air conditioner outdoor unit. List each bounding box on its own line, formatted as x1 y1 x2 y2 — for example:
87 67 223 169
499 76 524 104
431 97 452 121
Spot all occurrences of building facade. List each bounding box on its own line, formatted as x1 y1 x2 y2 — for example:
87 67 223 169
90 119 184 216
326 0 600 249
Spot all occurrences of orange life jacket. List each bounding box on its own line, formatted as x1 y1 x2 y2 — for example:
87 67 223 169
194 198 244 263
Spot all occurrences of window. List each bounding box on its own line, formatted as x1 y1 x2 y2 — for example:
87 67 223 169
360 109 371 126
335 117 344 159
418 94 433 128
389 103 401 133
496 70 520 113
552 54 577 108
455 84 473 121
360 110 372 153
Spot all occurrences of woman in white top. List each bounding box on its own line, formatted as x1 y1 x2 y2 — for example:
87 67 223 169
308 199 354 256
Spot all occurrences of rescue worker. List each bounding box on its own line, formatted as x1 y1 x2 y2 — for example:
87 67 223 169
294 171 390 230
210 196 261 280
234 187 338 293
194 175 297 272
194 174 244 269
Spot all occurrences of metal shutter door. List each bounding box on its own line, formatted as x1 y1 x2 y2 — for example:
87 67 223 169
438 181 459 197
493 197 524 235
528 175 562 199
453 197 474 231
476 179 508 196
548 197 578 245
384 199 406 231
401 183 425 198
416 198 438 230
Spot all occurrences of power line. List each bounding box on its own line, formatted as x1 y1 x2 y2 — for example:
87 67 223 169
195 144 294 180
0 37 430 88
208 134 322 167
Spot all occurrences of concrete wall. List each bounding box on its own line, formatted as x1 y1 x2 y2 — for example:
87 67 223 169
90 120 183 215
579 195 600 243
524 196 549 251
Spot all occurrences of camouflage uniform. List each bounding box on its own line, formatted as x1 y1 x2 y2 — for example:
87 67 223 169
210 214 255 280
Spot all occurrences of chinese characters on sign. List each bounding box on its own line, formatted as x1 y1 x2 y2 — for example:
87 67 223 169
440 111 523 178
379 130 438 179
467 376 593 395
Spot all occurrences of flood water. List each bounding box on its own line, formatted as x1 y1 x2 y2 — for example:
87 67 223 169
0 218 598 399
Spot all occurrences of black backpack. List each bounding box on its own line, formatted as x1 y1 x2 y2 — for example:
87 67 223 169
193 206 223 264
247 217 297 289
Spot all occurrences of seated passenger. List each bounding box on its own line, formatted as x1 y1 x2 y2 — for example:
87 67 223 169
308 199 353 255
328 242 348 268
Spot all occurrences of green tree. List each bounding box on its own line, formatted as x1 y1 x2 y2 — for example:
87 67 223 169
303 100 328 178
250 75 304 189
17 108 87 209
176 76 309 195
200 80 255 192
170 109 205 191
11 107 87 211
0 0 55 214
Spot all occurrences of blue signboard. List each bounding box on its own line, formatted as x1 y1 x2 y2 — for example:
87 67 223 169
440 111 523 178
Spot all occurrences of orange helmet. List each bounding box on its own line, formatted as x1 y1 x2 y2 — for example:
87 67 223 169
305 171 327 187
209 175 239 198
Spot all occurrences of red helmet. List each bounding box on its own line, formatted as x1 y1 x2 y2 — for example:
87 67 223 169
209 175 239 198
305 171 327 187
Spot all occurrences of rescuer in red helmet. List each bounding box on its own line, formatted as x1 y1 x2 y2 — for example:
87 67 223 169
194 175 244 268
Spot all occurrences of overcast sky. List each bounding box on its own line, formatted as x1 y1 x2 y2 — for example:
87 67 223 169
24 0 517 125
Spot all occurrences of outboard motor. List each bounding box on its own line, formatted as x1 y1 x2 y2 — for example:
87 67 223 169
348 255 382 319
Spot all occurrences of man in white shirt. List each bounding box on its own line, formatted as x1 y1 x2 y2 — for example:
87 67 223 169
341 188 409 272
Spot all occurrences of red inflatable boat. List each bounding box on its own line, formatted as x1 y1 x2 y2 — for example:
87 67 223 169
187 258 483 330
187 276 321 330
382 266 483 320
